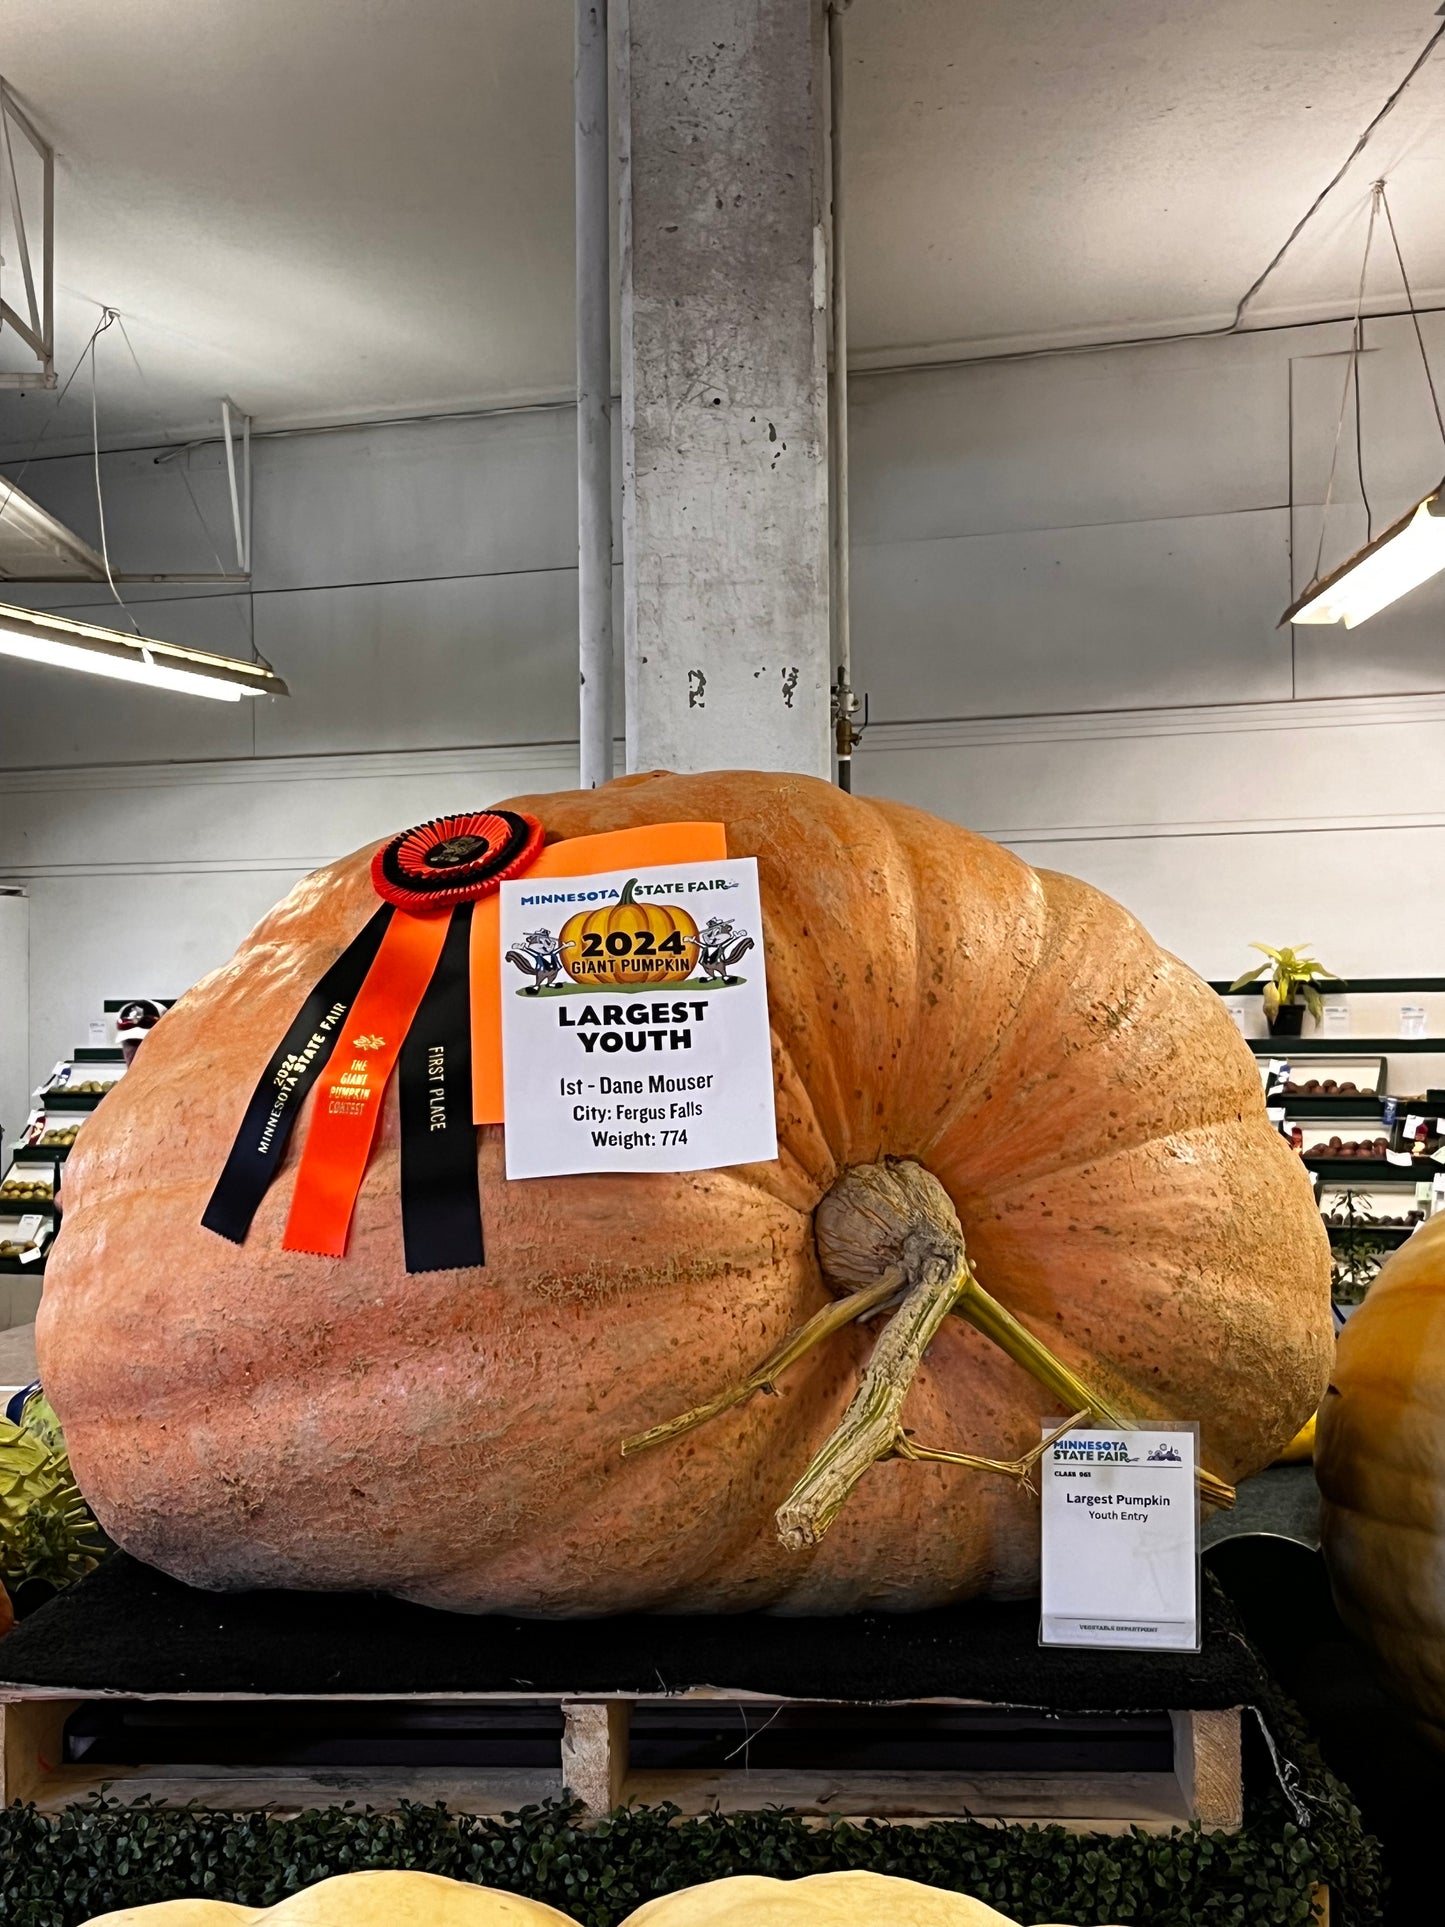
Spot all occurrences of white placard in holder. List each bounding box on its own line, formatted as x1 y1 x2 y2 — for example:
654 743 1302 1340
1040 1422 1200 1651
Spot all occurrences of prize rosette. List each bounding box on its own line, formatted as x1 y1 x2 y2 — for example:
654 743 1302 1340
204 810 545 1274
370 810 545 913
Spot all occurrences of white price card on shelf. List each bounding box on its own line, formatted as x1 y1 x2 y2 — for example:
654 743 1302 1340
499 856 777 1180
1040 1423 1199 1652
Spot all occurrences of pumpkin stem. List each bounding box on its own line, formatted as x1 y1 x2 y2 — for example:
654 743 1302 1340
776 1234 974 1549
620 1272 904 1458
891 1407 1092 1497
618 876 640 906
776 1158 1235 1548
950 1271 1235 1510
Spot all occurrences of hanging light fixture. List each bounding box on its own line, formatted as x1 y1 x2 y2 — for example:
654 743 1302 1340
1282 182 1445 631
0 600 288 701
1283 480 1445 628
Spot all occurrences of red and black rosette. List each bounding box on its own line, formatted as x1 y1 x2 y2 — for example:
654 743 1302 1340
371 810 545 913
204 809 545 1274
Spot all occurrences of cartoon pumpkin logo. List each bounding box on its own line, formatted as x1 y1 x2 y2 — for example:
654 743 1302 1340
558 877 699 988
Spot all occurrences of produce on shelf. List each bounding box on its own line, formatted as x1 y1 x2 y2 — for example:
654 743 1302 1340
40 771 1331 1614
79 1869 1105 1927
1319 1212 1445 1745
0 1177 53 1203
0 1236 47 1261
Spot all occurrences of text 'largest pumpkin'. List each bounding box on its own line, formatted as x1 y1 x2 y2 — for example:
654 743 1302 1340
38 771 1331 1614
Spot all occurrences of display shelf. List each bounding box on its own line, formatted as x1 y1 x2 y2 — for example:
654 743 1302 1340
1325 1222 1417 1245
39 1089 112 1112
1303 1156 1427 1182
10 1143 71 1164
1211 976 1445 995
1281 1096 1389 1118
0 1198 58 1220
10 1031 124 1279
1251 1036 1443 1055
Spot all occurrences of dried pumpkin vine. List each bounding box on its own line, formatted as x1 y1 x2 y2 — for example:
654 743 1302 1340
623 1158 1236 1534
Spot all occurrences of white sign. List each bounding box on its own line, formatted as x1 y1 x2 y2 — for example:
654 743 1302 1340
1040 1423 1199 1651
1323 1004 1350 1035
499 857 778 1180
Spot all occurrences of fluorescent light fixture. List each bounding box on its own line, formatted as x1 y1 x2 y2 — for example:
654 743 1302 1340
1283 479 1445 629
0 600 288 701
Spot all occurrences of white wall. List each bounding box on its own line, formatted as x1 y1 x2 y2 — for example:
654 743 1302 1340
3 310 1444 1078
0 892 28 1149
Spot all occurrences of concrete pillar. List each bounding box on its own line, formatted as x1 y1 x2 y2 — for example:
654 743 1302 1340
618 0 831 778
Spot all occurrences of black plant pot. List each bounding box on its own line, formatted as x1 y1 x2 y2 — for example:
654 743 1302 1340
1267 1002 1307 1036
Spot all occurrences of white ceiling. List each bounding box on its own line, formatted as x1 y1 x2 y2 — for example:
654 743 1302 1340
1 0 1443 453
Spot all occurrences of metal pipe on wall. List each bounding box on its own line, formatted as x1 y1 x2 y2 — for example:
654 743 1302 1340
828 0 860 792
576 0 614 789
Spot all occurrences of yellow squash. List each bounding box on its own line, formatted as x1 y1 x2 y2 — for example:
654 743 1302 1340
84 1870 576 1927
1318 1213 1445 1746
83 1870 1119 1927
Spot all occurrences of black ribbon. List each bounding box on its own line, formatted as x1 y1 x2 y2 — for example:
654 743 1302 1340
202 906 393 1244
398 903 485 1272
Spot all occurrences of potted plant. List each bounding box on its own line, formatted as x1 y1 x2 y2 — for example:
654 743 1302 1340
1326 1189 1393 1308
1229 944 1341 1035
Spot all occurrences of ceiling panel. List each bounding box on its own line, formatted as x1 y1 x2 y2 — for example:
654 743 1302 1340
0 0 1440 450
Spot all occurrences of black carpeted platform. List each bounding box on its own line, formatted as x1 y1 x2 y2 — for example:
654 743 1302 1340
0 1554 1267 1710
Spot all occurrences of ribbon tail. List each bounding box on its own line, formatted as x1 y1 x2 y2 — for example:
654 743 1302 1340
283 905 451 1259
202 905 394 1245
399 903 484 1272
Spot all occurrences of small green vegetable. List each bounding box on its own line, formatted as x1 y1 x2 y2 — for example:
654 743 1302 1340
0 1416 108 1594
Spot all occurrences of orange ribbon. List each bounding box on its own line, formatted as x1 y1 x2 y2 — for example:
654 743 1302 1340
470 821 727 1122
283 906 452 1257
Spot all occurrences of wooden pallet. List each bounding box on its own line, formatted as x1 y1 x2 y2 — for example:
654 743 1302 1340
0 1688 1243 1834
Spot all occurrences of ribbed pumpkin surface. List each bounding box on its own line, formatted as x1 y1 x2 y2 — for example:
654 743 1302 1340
1318 1212 1445 1743
39 771 1331 1614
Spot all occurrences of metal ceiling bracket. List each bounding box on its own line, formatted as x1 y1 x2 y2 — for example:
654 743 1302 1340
0 79 54 390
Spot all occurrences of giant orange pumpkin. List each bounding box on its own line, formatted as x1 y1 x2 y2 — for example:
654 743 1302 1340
1318 1213 1445 1745
38 771 1330 1615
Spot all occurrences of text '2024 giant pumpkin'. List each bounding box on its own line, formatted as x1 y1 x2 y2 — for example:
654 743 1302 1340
38 771 1331 1615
